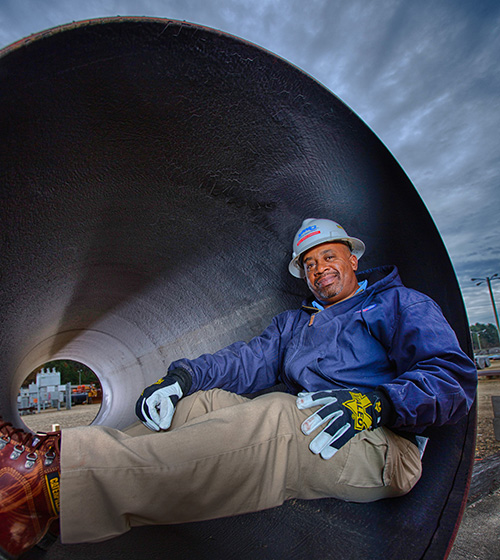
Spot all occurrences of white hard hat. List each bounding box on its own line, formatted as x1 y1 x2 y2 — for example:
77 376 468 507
288 218 365 278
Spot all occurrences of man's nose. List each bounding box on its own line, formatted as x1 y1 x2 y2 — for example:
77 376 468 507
315 260 328 274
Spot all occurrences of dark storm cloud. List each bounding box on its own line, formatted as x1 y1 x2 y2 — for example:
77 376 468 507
1 0 498 324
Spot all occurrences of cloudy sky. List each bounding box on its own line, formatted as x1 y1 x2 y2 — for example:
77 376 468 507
1 0 499 327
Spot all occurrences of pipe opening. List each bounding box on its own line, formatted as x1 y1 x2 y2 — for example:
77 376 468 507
19 360 102 432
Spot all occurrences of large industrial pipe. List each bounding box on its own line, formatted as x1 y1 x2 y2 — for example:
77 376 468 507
1 18 474 559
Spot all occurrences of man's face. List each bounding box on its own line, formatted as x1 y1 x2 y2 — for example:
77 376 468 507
302 242 359 306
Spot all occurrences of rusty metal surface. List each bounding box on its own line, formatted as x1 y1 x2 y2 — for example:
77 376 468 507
0 17 474 559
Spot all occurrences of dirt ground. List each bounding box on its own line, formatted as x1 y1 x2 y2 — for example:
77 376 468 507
474 374 500 459
22 402 103 432
22 375 500 459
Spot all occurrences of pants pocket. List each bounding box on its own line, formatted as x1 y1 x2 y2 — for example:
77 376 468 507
336 427 422 496
382 429 422 495
337 428 389 488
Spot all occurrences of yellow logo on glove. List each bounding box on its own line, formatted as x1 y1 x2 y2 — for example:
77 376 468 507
343 392 375 431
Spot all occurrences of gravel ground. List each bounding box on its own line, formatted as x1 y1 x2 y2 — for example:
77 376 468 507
22 376 500 459
22 403 102 432
474 375 500 460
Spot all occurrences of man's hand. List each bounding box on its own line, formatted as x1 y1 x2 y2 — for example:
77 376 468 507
135 368 192 431
296 389 386 459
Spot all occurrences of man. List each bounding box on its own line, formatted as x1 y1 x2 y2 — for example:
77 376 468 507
0 218 477 558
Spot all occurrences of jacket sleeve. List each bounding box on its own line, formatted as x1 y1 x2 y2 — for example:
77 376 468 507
379 299 477 432
168 311 293 395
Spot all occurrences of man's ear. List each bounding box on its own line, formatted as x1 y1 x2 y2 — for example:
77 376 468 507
349 254 358 271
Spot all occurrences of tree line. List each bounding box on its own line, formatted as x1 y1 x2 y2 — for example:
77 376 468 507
470 323 500 351
23 360 100 387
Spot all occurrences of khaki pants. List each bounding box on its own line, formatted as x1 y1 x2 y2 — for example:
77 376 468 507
60 390 421 543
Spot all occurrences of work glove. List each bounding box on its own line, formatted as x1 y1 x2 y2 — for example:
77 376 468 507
296 389 389 459
135 368 192 431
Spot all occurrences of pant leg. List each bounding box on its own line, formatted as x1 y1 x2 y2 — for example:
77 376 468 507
170 392 422 502
120 389 250 437
60 390 421 544
169 388 251 428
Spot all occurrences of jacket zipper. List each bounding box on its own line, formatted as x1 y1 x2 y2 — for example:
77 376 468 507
308 311 320 326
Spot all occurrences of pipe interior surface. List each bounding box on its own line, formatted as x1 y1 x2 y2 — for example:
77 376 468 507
0 18 475 560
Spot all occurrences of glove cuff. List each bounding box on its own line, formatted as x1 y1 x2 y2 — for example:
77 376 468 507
167 367 193 396
373 389 396 427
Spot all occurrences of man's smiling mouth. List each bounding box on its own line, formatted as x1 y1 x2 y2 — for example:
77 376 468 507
315 273 339 289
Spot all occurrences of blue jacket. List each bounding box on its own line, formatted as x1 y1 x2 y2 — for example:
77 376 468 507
170 265 477 432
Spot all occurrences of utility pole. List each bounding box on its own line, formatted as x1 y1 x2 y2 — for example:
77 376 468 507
471 328 486 351
471 273 500 344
